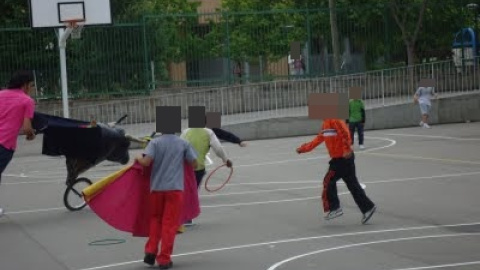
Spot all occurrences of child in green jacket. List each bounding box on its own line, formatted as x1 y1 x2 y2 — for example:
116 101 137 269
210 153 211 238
348 98 366 149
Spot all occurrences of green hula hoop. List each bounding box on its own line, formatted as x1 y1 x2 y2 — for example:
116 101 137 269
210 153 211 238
88 238 126 246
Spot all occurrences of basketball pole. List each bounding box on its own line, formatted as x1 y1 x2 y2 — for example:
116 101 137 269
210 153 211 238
58 27 72 118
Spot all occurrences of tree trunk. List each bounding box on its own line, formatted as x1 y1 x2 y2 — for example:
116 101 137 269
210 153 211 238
406 42 415 67
406 41 416 91
329 0 341 73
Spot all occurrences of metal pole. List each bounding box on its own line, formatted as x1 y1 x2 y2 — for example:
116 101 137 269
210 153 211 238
58 28 70 118
431 62 434 79
274 81 278 115
381 70 385 106
142 16 150 92
306 10 312 78
225 12 231 85
151 60 156 89
33 70 38 100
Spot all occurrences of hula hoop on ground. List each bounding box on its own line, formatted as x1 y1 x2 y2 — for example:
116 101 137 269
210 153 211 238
88 238 126 246
204 164 233 193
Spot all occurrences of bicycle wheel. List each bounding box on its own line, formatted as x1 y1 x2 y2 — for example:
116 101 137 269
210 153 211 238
64 177 92 211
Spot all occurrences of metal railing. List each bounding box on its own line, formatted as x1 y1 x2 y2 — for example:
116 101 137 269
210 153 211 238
40 57 480 137
1 2 473 97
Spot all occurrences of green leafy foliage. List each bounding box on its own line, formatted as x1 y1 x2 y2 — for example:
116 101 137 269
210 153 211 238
0 0 477 96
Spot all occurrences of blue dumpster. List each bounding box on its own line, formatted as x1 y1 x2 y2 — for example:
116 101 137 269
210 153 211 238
452 27 479 70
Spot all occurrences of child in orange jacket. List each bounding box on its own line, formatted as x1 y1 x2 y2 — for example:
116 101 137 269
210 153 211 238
296 119 376 224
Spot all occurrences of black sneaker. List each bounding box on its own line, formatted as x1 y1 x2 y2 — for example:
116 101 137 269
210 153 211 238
159 262 173 269
144 253 156 266
362 206 376 224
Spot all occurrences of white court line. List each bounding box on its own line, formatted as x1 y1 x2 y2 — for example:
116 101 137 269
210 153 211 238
77 223 480 270
389 261 480 270
6 207 66 215
1 137 395 182
202 184 367 197
2 180 63 185
266 233 480 270
364 152 480 165
202 186 319 197
3 173 29 178
202 193 345 209
4 192 351 216
221 136 396 169
5 170 480 215
384 133 480 141
223 171 480 187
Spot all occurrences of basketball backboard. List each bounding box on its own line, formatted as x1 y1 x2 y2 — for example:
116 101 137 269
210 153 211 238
29 0 112 28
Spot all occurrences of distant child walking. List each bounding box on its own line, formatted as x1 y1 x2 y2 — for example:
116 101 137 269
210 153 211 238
414 86 437 129
348 96 366 149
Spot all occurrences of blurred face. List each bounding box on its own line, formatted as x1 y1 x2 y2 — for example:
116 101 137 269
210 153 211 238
23 81 35 96
308 93 349 120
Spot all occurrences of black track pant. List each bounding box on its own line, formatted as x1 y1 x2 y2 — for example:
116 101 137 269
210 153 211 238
194 169 206 189
322 153 374 214
0 145 14 184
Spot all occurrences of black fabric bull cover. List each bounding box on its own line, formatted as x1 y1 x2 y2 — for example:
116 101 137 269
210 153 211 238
32 112 130 165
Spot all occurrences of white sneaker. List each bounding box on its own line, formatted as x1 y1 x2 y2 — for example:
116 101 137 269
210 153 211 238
0 208 4 217
359 145 365 149
324 208 343 220
184 220 196 227
423 123 431 129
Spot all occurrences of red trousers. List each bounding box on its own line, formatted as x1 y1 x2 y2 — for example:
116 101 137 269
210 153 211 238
145 191 183 264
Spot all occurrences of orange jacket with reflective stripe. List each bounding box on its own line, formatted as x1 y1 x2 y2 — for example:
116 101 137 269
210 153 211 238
297 119 352 159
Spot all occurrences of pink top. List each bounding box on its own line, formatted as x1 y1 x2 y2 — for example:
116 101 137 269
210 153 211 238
0 89 35 151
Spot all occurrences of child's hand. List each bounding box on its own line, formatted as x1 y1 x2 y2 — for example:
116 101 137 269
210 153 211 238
26 132 35 141
343 151 353 159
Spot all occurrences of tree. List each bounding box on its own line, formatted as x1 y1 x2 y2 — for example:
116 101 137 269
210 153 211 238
389 0 428 66
214 0 308 80
329 0 341 72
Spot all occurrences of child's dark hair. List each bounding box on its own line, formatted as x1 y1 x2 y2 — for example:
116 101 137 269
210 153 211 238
7 70 34 89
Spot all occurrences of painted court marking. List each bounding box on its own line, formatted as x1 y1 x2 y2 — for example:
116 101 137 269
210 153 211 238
203 183 366 198
363 152 480 165
221 170 480 187
76 223 480 270
5 171 480 215
385 133 480 142
1 137 396 182
389 261 480 270
266 233 480 270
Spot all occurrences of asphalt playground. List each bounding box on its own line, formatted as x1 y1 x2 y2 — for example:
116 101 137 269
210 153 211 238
1 122 480 270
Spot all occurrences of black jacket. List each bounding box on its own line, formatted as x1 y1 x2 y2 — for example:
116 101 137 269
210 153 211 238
212 128 242 144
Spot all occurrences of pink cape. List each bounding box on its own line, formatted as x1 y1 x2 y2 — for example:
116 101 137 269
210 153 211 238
84 161 200 237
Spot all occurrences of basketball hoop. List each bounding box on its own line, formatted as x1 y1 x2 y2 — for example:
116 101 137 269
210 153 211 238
65 19 84 39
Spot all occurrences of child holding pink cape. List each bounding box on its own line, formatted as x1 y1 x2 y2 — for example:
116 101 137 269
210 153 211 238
83 161 199 236
84 137 198 269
